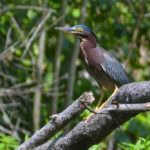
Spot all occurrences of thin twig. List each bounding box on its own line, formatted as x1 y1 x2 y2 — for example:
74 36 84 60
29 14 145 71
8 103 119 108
36 13 66 38
81 101 150 114
11 16 24 36
0 5 56 16
0 41 20 61
0 103 21 108
5 26 12 49
22 11 51 57
125 1 144 69
15 5 56 12
0 125 13 135
126 0 138 17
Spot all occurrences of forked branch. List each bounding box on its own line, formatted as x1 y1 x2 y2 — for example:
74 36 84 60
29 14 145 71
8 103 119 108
16 81 150 150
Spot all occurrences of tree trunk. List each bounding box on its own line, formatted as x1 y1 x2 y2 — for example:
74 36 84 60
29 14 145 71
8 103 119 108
33 1 47 131
65 0 88 131
50 0 67 115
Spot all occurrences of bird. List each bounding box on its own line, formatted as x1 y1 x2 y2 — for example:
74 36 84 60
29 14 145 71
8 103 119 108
55 25 128 118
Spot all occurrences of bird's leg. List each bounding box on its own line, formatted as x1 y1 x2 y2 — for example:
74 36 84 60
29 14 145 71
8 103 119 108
96 85 118 111
84 88 104 121
84 86 118 121
95 89 104 110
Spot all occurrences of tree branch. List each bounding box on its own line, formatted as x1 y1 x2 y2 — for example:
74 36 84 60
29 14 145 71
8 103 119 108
22 11 51 57
16 81 150 150
36 81 150 150
16 92 95 150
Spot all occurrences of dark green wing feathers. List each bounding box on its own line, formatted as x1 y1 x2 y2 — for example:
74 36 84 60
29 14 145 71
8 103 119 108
101 52 128 86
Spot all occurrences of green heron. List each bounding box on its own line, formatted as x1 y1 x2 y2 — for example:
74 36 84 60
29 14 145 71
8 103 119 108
55 25 128 117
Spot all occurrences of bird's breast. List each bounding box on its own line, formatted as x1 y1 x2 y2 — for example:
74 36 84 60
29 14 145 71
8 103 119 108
80 46 89 66
80 46 102 77
80 45 116 90
80 45 103 68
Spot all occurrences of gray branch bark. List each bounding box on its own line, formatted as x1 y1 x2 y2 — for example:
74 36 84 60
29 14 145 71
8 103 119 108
16 81 150 150
16 92 94 150
36 81 150 150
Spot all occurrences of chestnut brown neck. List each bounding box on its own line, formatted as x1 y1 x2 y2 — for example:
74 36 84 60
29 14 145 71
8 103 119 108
80 34 97 49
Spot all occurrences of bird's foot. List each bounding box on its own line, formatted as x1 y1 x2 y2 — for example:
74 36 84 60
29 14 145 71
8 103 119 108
95 102 106 111
83 107 100 121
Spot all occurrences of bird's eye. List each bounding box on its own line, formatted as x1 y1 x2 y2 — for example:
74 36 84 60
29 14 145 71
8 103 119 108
78 28 83 31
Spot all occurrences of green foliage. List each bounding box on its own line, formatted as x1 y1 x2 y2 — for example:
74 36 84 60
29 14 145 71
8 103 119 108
89 141 106 150
24 134 29 141
80 109 91 118
50 130 64 141
72 8 80 18
0 0 150 149
119 137 150 150
0 133 19 150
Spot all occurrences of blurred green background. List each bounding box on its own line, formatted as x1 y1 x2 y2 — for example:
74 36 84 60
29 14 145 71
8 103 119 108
0 0 150 149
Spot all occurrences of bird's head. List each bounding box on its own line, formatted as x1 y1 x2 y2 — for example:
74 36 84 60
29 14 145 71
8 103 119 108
55 25 97 42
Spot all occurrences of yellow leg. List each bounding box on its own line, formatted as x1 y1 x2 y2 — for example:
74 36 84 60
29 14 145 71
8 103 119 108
97 85 118 110
84 85 118 121
95 89 105 110
84 88 104 121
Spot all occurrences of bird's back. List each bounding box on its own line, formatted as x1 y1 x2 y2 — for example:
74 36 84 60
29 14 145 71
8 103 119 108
100 47 128 86
80 44 128 90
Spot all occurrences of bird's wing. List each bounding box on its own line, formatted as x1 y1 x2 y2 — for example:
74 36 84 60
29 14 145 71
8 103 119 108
101 52 128 85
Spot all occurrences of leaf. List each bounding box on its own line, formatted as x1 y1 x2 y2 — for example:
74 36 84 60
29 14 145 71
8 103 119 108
72 8 80 18
27 9 36 19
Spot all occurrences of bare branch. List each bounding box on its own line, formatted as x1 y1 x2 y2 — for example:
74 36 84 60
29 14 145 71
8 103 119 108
144 12 150 18
125 1 144 69
16 92 95 150
0 103 21 108
11 16 24 36
15 5 56 13
35 81 150 150
0 41 20 61
0 125 13 135
36 13 66 38
5 26 12 49
0 5 55 16
22 11 51 57
126 0 138 17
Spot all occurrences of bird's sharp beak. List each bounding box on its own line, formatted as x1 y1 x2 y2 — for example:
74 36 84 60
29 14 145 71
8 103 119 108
54 27 74 32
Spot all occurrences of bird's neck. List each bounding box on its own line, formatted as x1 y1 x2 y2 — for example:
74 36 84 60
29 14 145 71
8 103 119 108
80 38 97 50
